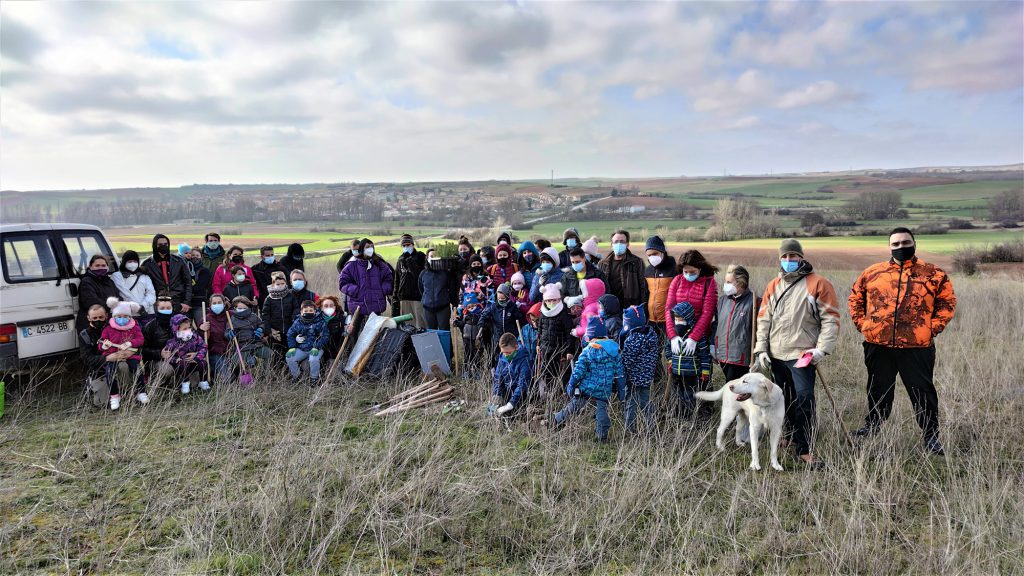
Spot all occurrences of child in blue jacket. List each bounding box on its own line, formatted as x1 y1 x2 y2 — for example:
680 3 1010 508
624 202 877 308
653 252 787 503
667 301 712 419
286 300 329 384
620 304 660 433
598 294 623 344
489 333 532 417
552 316 625 442
481 283 524 366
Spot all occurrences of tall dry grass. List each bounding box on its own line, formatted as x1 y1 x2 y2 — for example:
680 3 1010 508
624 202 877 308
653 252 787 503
1 260 1022 574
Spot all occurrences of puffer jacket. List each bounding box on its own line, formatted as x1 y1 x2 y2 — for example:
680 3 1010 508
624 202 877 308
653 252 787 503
644 255 677 325
849 257 956 349
203 309 229 356
714 290 757 366
212 263 260 300
482 301 524 343
598 294 623 344
339 257 394 315
221 281 255 303
492 345 532 407
529 266 565 303
536 305 577 357
394 250 427 301
229 309 263 352
163 314 207 367
77 271 121 330
666 303 712 377
598 250 648 308
262 290 299 335
621 324 659 388
664 274 717 342
287 313 329 352
558 262 606 300
419 267 459 310
112 271 157 315
567 339 625 401
754 261 840 361
141 234 192 306
142 315 174 361
99 318 144 361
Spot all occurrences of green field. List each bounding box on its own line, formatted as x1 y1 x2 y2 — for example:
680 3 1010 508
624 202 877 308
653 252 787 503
682 229 1023 255
899 180 1022 205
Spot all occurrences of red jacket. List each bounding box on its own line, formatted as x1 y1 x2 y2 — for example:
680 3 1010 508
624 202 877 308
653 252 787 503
212 263 260 300
664 274 717 341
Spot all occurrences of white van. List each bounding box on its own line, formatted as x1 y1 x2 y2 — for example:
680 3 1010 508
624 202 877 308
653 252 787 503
0 223 118 372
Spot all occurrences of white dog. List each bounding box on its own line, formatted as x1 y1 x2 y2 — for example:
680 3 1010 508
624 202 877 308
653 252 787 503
696 372 786 471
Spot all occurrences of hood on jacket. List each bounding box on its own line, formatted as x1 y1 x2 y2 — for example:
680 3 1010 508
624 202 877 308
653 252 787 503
152 234 170 260
598 294 621 317
581 277 606 307
518 240 538 260
170 314 191 333
563 227 581 243
589 337 620 357
286 243 305 260
120 250 141 274
495 242 513 259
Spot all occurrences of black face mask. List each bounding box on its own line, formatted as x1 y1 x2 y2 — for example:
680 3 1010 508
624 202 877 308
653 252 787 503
231 255 244 264
156 245 170 256
497 257 509 266
89 320 105 329
674 323 690 338
891 245 915 262
471 266 482 274
301 312 316 320
460 251 472 260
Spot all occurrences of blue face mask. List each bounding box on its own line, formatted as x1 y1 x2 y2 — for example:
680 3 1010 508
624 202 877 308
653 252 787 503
403 246 413 254
481 257 489 265
780 259 800 273
210 303 225 315
565 238 578 249
612 242 627 256
572 262 585 273
115 317 130 326
263 256 275 265
540 262 553 273
598 309 606 319
292 279 306 291
683 272 699 283
158 309 173 315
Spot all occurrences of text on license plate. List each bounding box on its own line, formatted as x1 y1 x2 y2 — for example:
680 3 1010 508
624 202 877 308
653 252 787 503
21 321 71 338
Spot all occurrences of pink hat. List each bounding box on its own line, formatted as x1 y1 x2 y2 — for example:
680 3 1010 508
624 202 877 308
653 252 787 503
511 271 525 286
541 282 563 300
582 236 600 258
541 247 560 263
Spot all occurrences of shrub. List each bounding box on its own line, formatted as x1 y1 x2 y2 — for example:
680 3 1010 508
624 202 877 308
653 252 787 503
703 225 733 242
808 224 832 237
952 246 980 275
948 218 976 230
984 239 1024 264
993 220 1021 229
915 222 948 235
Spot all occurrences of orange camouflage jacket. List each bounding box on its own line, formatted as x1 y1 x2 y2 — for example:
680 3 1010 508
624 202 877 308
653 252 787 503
848 257 956 348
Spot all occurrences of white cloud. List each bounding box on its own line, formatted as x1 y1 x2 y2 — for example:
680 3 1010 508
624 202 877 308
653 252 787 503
776 80 859 109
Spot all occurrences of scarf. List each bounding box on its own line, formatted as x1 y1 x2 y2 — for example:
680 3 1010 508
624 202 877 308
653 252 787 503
541 302 564 317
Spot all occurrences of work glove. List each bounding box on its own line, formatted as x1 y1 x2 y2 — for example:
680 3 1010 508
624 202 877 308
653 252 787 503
254 327 263 338
670 336 684 355
225 329 235 340
710 345 716 357
682 338 697 356
564 295 584 308
804 348 826 365
286 348 297 358
309 348 320 357
496 403 514 415
754 352 771 370
296 334 306 343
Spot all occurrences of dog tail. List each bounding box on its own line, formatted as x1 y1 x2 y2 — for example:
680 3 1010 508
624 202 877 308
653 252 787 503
694 386 725 403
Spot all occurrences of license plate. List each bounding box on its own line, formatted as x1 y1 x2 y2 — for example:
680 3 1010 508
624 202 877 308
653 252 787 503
21 321 71 338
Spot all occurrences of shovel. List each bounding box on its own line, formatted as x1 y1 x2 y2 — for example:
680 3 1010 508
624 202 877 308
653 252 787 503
225 311 254 388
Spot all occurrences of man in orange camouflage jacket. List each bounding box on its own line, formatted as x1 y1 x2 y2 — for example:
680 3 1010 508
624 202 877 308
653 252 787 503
848 227 956 455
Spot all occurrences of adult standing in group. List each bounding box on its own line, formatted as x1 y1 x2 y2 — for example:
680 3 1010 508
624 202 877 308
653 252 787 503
280 243 305 276
848 228 956 455
753 239 840 469
664 249 719 417
558 227 582 269
643 235 676 338
252 245 288 307
714 264 758 382
336 239 361 273
142 234 192 313
559 247 606 305
393 234 427 328
76 254 120 331
212 246 260 301
200 232 225 273
339 238 394 318
420 248 460 330
598 230 648 309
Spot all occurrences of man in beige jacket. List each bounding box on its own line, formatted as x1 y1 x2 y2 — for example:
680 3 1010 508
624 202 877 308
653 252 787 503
753 239 840 469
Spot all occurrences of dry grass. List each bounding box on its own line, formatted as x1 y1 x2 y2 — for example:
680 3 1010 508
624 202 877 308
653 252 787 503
1 265 1022 574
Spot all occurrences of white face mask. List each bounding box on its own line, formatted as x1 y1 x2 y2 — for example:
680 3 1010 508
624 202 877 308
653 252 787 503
177 330 193 341
234 274 246 283
235 306 248 313
126 261 139 272
512 282 524 291
647 255 663 267
364 247 375 257
723 283 737 296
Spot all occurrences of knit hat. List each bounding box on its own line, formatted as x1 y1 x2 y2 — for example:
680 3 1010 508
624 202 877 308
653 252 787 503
510 271 526 286
563 227 581 242
598 293 621 316
541 282 563 300
497 231 513 245
107 298 141 317
177 243 191 256
645 235 667 254
540 247 559 263
528 302 543 319
582 236 600 258
671 301 695 324
400 233 415 246
120 250 140 274
622 304 647 334
461 291 480 306
495 242 512 258
779 238 804 258
584 315 607 341
496 282 512 297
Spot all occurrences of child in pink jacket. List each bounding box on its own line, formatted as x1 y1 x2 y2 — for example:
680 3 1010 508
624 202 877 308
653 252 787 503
99 299 146 410
570 278 606 339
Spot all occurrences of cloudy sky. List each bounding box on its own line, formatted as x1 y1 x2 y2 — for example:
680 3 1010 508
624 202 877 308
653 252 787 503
1 1 1021 191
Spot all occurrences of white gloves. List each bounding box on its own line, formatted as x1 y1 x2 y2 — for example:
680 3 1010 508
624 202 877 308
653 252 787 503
564 295 584 308
710 345 717 357
296 334 306 343
806 348 826 364
670 336 684 355
755 352 771 370
682 338 697 356
496 403 514 415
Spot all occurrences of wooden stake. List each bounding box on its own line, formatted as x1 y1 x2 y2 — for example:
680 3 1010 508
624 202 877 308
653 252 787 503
324 306 360 384
375 386 453 416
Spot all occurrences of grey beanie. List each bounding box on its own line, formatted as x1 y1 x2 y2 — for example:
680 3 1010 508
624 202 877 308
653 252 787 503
779 238 804 257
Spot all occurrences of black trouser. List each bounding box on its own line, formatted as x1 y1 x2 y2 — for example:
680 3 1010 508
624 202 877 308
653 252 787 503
423 306 451 330
537 349 571 401
671 372 713 419
719 362 749 382
863 342 939 441
770 358 817 456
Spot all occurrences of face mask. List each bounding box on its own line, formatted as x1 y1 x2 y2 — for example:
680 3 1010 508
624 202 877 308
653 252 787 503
497 257 509 266
891 245 915 262
233 274 246 283
570 262 584 273
612 242 627 256
481 257 489 265
723 283 737 296
540 262 553 273
321 306 335 318
231 255 244 264
301 312 316 320
674 323 689 338
503 351 516 361
115 317 130 326
512 282 524 291
177 330 193 341
402 246 413 255
598 308 607 319
351 248 360 256
157 245 170 255
206 241 220 250
235 307 249 314
780 259 800 273
544 301 557 309
90 319 105 329
471 266 482 274
565 238 577 249
460 250 471 260
648 255 663 267
263 256 275 264
292 279 306 291
91 267 108 276
524 253 535 262
683 272 699 283
364 247 375 257
158 308 173 316
126 262 139 272
210 303 225 314
497 295 508 306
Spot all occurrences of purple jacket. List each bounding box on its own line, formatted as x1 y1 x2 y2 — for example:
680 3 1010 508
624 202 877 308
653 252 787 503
338 258 394 315
163 314 208 367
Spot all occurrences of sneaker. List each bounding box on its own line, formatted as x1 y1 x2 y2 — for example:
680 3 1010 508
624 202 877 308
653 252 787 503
852 425 879 438
136 392 150 405
925 437 945 456
109 394 121 410
198 380 210 392
180 381 190 394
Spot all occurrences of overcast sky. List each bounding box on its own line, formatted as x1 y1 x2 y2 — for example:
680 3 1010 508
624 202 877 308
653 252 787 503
1 1 1021 191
